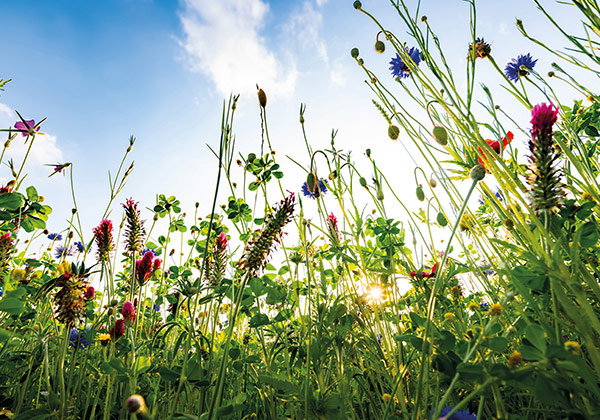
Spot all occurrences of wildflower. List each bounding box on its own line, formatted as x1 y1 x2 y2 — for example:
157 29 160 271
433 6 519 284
98 333 111 346
410 263 437 279
0 233 12 275
73 241 85 253
389 46 421 79
46 163 71 177
54 244 74 259
508 350 522 368
479 301 490 309
468 301 479 311
505 53 537 82
122 198 146 255
302 178 328 199
326 213 342 247
14 119 39 137
238 193 296 278
582 192 594 202
469 37 491 59
382 393 391 403
84 286 95 300
135 251 161 285
528 103 563 213
122 301 136 323
436 405 477 420
69 328 90 349
450 285 462 299
444 312 454 322
207 232 227 286
490 303 503 316
125 394 148 415
564 341 581 355
477 131 514 169
109 319 125 340
47 233 62 241
54 272 89 327
11 268 26 283
93 219 114 263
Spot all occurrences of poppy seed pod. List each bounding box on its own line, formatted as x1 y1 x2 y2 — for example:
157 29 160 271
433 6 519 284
436 212 447 226
257 88 267 108
388 125 400 140
376 186 384 201
306 172 316 193
374 41 385 53
470 164 486 182
351 48 359 58
432 125 448 145
359 177 367 188
353 1 361 10
429 178 437 188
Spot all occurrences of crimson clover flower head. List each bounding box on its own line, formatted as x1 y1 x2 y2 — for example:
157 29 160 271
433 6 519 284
302 178 328 199
93 219 114 263
14 120 39 137
531 102 559 141
84 286 95 300
504 53 537 82
122 198 145 255
436 405 477 420
389 46 422 79
135 251 160 285
121 301 136 322
109 319 125 340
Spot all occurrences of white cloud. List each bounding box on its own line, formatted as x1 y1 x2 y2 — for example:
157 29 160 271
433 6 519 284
178 0 297 97
285 2 328 65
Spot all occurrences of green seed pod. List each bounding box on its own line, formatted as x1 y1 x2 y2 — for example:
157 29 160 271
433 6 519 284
436 212 447 226
359 177 367 188
388 125 400 140
376 186 384 201
374 40 385 53
353 0 362 10
416 185 425 201
470 164 486 182
432 125 448 145
247 153 256 162
351 48 359 58
306 172 316 192
366 148 371 157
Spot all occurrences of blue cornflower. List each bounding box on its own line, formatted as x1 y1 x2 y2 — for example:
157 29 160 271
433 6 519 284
0 289 3 297
435 406 477 420
504 53 537 82
54 244 74 259
389 46 421 79
301 178 328 199
73 241 85 253
377 333 382 345
48 233 62 241
142 248 156 256
153 303 161 312
69 328 91 350
480 301 490 308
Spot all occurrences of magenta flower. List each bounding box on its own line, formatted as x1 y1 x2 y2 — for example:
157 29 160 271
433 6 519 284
530 102 559 141
135 251 161 285
109 319 125 340
84 286 95 300
14 120 39 137
121 301 136 323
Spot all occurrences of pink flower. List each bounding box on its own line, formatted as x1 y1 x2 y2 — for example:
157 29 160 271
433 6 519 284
531 103 559 142
109 319 125 340
121 301 136 322
93 219 114 263
135 251 160 285
14 119 39 137
84 286 95 300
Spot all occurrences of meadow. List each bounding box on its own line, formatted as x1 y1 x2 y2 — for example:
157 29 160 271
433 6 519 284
1 1 600 419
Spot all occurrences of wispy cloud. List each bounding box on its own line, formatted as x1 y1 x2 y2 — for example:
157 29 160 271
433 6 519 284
285 1 328 65
178 0 297 97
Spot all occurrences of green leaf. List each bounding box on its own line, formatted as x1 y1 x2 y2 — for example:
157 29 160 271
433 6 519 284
21 216 46 232
577 221 598 247
257 373 298 394
482 336 509 353
133 356 151 375
109 358 127 374
0 297 24 315
0 193 25 211
26 186 39 201
249 313 269 328
456 362 485 380
524 324 547 352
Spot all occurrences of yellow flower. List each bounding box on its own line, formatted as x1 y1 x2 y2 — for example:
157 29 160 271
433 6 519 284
468 301 479 311
10 268 26 283
0 409 14 419
490 303 503 316
564 341 581 355
382 393 391 403
56 261 71 276
508 350 522 368
98 333 111 346
125 394 148 415
582 192 595 202
444 312 454 322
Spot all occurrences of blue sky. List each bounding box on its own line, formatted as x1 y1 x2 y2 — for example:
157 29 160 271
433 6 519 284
0 0 589 249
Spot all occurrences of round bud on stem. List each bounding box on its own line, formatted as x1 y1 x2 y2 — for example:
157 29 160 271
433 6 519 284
432 125 448 145
351 48 359 58
353 0 362 10
436 212 447 226
359 177 367 188
416 185 425 201
388 125 400 140
374 41 385 53
257 87 267 108
470 164 486 182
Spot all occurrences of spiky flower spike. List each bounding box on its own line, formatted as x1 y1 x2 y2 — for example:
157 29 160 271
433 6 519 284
93 219 114 263
238 193 295 278
122 198 145 255
135 251 161 285
326 213 342 247
0 232 13 277
208 233 228 286
54 271 89 327
528 103 563 213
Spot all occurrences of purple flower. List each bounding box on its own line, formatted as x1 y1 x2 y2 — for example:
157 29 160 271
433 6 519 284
301 178 328 199
389 47 422 79
54 244 74 259
504 53 537 82
14 120 39 137
0 289 3 297
48 233 62 241
73 241 85 253
69 328 91 349
436 406 477 420
480 301 490 308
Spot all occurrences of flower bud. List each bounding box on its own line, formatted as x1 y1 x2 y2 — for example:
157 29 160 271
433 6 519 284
436 212 447 226
432 125 448 145
351 48 359 58
359 177 367 188
416 185 425 201
306 172 316 193
388 125 400 140
376 186 384 201
429 178 437 188
374 41 385 53
470 164 486 182
257 88 267 108
353 1 362 9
